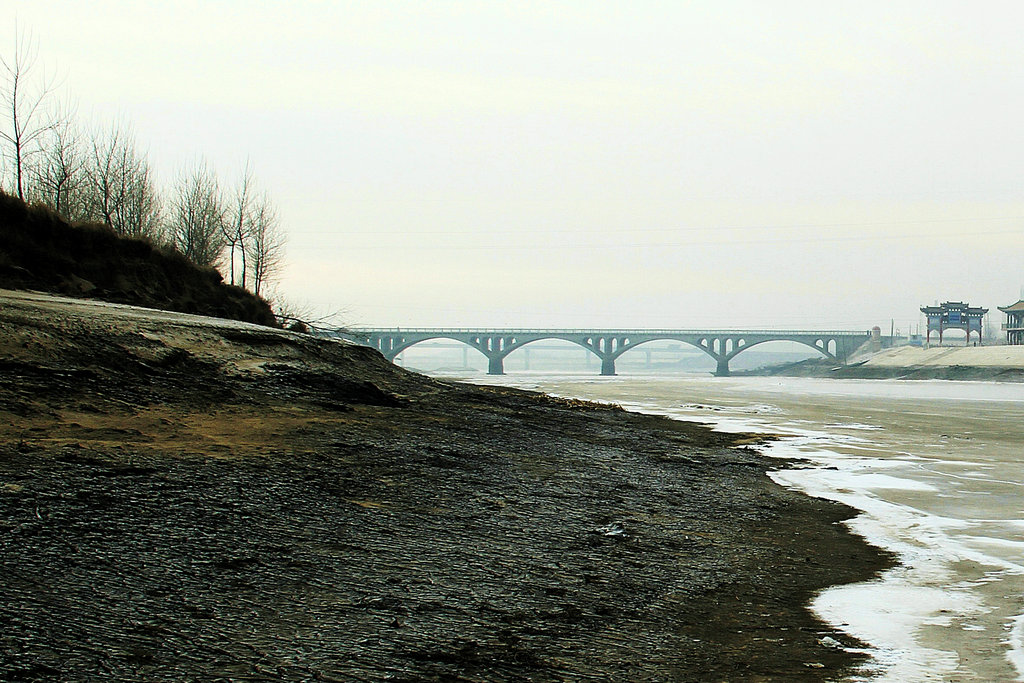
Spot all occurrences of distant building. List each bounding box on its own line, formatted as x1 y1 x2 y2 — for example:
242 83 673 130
998 300 1024 345
919 301 988 345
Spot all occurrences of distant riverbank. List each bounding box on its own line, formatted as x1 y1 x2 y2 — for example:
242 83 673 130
754 345 1024 381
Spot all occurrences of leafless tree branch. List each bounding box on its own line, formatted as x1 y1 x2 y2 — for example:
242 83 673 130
245 190 284 297
169 160 227 267
0 25 59 200
223 161 255 288
84 121 163 239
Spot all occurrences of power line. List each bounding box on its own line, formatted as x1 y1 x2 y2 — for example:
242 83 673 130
291 215 1024 237
322 226 1024 251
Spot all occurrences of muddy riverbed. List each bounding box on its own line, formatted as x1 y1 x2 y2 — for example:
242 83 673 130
0 290 892 681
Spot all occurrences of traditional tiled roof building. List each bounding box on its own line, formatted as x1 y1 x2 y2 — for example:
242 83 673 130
998 300 1024 345
920 301 988 345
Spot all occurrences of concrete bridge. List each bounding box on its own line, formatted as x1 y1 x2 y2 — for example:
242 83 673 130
331 328 871 376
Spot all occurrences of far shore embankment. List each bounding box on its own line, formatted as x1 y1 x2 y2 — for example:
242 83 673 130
755 344 1024 381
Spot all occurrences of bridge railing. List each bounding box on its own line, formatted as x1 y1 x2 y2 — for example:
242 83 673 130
335 327 869 336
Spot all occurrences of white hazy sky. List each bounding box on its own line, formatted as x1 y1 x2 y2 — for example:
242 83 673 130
7 0 1024 332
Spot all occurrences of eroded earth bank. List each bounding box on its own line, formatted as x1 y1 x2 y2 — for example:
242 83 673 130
0 290 892 681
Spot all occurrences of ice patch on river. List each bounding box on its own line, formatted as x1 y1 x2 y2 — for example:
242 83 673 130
765 440 980 680
680 402 784 415
755 431 1024 682
1010 616 1024 678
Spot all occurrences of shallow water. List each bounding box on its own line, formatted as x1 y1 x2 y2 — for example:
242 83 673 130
459 373 1024 682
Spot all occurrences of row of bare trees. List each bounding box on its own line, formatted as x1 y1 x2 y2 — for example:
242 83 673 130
0 30 283 296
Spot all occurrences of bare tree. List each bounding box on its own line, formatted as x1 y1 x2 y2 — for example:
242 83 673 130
117 156 163 240
169 161 226 267
86 123 130 229
0 27 57 200
223 164 287 295
28 110 88 220
245 191 284 296
84 122 163 238
223 162 255 288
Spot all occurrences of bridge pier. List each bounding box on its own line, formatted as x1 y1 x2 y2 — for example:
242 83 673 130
715 357 730 377
600 357 616 376
487 355 504 375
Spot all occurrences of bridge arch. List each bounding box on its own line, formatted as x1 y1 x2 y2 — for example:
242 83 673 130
517 334 626 374
600 337 717 373
501 336 604 371
723 337 837 364
382 335 496 371
599 335 717 362
374 335 480 360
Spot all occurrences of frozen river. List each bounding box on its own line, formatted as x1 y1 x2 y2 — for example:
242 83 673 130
461 373 1024 682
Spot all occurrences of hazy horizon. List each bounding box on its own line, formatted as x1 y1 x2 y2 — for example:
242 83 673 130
8 1 1024 332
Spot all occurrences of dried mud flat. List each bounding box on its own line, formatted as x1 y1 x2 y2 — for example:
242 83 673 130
0 290 892 682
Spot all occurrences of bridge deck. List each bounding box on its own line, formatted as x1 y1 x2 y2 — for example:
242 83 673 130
343 327 865 336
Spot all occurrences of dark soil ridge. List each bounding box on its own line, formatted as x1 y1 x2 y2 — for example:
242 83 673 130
0 290 894 682
0 191 277 327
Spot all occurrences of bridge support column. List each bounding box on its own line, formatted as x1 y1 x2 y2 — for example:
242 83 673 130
600 357 616 376
487 355 504 375
715 357 730 377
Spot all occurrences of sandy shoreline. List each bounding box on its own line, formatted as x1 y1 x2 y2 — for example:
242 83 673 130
0 290 893 681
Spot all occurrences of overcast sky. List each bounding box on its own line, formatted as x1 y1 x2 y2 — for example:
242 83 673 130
7 0 1024 332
